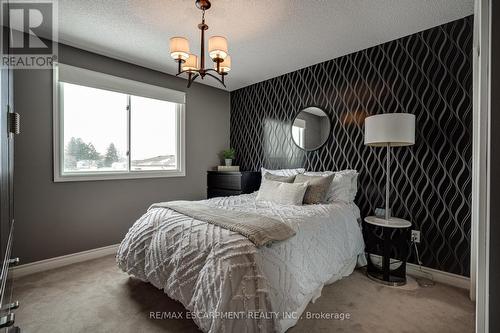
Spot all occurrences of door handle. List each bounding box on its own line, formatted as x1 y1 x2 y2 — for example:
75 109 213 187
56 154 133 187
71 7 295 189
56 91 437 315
8 112 20 135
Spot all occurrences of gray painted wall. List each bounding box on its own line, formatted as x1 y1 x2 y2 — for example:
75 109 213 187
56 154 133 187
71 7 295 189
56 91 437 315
296 112 320 148
13 44 231 264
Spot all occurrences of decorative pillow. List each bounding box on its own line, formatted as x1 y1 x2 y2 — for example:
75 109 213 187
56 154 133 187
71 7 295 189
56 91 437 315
261 167 305 177
256 180 308 205
330 170 358 202
294 174 335 204
264 173 296 183
303 171 335 177
304 170 358 202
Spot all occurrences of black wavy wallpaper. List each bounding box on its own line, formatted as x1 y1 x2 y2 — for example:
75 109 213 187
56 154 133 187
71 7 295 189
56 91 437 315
230 16 473 276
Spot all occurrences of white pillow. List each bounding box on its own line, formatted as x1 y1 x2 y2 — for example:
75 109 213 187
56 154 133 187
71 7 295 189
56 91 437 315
331 170 358 202
261 167 305 177
303 171 335 177
304 169 358 203
256 180 308 205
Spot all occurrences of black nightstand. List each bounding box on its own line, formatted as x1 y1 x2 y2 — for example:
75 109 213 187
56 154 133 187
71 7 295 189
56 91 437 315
207 171 261 198
363 216 412 286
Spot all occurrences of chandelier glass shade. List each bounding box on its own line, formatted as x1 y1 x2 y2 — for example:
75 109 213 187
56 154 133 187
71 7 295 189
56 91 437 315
169 0 230 88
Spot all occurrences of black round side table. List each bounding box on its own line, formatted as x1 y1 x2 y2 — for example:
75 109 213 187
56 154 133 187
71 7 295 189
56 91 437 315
363 216 412 286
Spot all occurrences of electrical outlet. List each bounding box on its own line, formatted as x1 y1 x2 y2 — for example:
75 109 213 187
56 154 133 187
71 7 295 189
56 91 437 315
375 208 391 218
411 230 421 243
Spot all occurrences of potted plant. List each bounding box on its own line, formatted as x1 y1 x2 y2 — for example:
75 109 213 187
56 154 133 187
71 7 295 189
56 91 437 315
222 148 236 166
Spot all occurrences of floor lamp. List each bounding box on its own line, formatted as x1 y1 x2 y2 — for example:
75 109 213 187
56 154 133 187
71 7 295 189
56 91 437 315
364 113 415 224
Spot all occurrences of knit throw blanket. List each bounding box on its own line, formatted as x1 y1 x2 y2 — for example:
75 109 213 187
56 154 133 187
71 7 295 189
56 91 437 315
151 201 296 247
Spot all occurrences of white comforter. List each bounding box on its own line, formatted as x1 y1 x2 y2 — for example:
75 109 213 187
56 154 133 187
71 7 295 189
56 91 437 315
117 193 365 333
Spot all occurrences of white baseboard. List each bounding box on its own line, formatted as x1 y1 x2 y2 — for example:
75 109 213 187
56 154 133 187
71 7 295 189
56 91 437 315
11 244 120 278
406 262 470 290
368 254 470 290
11 245 470 290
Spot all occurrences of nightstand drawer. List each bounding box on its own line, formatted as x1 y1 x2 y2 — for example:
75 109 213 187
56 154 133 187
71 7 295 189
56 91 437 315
207 171 261 199
207 173 242 190
207 188 242 198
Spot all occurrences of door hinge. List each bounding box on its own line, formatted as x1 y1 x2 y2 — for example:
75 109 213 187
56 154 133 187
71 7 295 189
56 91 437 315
8 112 20 135
0 313 14 328
0 301 19 312
7 258 19 267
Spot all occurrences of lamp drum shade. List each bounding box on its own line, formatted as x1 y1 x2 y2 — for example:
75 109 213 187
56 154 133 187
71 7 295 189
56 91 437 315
208 36 228 60
364 113 415 147
169 37 190 61
182 54 199 71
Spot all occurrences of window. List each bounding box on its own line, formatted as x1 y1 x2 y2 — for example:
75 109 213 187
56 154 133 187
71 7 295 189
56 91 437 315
54 63 185 182
292 118 305 148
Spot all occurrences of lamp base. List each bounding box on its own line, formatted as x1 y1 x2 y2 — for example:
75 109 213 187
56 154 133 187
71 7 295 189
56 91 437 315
366 268 407 286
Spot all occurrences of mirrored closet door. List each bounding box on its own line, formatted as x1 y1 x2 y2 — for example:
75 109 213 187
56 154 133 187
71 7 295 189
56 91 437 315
0 0 20 330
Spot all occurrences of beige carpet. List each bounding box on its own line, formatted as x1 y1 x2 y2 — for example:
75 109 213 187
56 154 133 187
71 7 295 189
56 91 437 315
13 255 474 333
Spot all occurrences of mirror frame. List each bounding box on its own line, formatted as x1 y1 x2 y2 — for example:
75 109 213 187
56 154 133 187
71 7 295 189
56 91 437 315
290 106 331 151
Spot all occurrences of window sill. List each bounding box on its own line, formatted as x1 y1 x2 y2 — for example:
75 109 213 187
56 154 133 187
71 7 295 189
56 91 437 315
53 170 186 182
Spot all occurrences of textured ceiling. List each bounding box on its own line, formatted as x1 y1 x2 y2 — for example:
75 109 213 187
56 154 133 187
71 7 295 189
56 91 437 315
53 0 473 91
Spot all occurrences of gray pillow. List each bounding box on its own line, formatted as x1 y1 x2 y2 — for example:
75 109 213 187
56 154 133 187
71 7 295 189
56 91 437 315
261 167 305 177
294 174 335 204
264 173 296 183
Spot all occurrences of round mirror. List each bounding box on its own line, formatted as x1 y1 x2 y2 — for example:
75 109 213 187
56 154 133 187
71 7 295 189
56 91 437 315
291 107 331 151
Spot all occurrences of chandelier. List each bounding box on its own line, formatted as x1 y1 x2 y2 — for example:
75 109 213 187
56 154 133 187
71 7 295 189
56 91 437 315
169 0 231 88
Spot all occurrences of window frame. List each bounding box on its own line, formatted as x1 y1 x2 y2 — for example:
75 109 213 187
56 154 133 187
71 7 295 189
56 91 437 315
53 63 186 182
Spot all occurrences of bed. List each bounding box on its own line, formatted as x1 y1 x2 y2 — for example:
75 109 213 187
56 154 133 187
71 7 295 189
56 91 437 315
117 192 365 333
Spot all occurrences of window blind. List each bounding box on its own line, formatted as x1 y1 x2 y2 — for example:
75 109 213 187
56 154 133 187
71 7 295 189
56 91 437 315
57 63 186 104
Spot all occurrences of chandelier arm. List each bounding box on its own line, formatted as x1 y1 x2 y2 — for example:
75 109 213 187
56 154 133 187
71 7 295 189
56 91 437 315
176 69 200 77
204 72 226 88
187 73 200 88
204 68 217 73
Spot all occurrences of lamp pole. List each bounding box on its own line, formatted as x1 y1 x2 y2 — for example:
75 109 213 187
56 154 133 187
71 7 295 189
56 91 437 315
386 143 391 221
